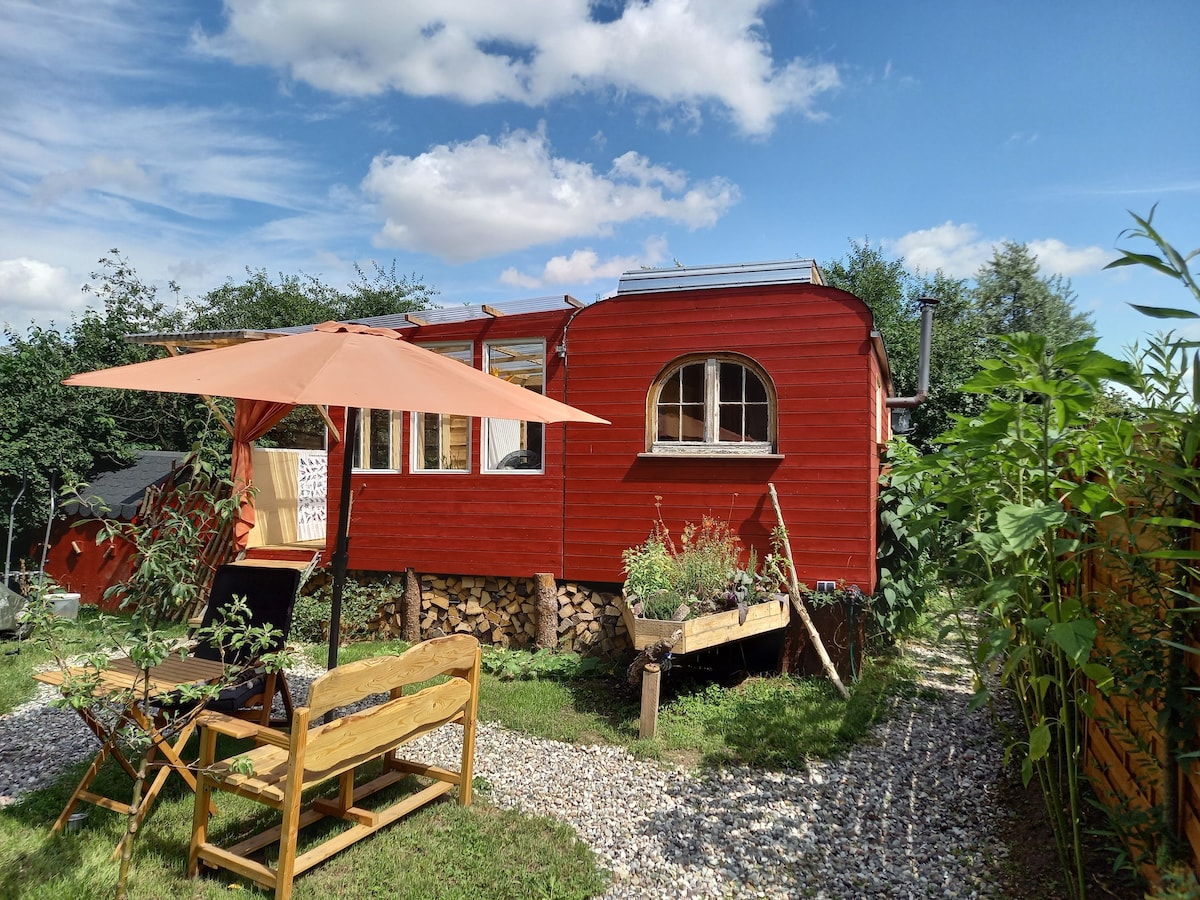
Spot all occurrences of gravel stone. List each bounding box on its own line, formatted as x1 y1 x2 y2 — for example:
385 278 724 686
0 641 1009 898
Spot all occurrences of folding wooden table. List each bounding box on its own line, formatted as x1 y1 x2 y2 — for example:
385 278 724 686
35 653 229 855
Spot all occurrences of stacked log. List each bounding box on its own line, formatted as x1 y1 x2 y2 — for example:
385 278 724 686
353 569 632 658
555 580 629 657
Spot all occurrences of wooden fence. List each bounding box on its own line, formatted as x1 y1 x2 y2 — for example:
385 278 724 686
1082 510 1200 881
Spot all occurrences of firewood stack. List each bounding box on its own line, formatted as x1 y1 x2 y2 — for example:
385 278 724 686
366 572 632 658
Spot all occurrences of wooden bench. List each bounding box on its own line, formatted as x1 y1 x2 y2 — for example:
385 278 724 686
188 634 481 900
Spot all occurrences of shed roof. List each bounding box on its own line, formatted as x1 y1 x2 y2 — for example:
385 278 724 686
64 450 186 520
127 295 586 350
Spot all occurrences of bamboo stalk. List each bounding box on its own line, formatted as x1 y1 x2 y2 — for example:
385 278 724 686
768 483 850 700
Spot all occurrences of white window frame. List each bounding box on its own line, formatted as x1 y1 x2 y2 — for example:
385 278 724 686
410 341 474 474
648 354 776 456
352 408 402 472
482 338 546 474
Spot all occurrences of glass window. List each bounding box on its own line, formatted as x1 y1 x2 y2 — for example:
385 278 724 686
650 355 775 454
412 343 473 472
353 408 401 471
483 340 545 473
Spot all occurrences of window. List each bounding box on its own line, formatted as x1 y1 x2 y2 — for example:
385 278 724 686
353 408 401 471
412 343 473 472
483 340 545 473
649 355 775 454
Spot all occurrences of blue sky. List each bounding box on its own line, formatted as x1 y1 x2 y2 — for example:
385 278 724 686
1 1 1197 359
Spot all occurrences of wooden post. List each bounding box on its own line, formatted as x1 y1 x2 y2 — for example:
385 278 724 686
534 572 558 649
639 663 661 739
768 483 851 700
402 568 421 644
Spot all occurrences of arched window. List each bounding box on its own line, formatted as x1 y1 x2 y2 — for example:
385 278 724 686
648 354 776 454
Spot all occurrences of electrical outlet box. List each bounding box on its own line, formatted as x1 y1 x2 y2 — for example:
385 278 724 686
816 580 836 593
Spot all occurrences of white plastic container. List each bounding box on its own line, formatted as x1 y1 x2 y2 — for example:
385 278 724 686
46 592 81 620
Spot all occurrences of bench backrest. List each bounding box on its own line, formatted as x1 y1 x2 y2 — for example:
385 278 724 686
304 634 480 721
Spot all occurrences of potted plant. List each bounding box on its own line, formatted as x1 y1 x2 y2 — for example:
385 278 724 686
620 515 790 654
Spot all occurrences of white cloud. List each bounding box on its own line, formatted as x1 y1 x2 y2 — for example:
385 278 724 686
887 222 1108 279
500 236 669 288
1027 238 1109 277
362 128 737 262
200 0 840 134
887 222 995 277
0 258 77 327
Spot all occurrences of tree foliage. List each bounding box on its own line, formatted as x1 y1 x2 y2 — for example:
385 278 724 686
0 252 208 551
823 240 985 449
973 241 1095 348
823 238 1100 450
184 260 434 331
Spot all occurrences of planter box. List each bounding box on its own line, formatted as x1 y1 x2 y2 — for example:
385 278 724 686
46 592 81 620
620 595 790 655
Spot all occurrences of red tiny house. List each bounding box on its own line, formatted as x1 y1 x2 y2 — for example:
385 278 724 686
321 260 895 596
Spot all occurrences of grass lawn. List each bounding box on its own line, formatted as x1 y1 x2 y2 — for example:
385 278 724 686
0 612 931 898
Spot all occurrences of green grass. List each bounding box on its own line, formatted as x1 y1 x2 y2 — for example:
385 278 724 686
1 624 931 898
0 608 144 715
306 637 920 768
0 755 605 899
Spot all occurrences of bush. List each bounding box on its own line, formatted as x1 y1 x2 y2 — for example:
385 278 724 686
293 574 401 643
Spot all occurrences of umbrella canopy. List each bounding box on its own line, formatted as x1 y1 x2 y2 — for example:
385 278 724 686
65 321 609 670
65 321 609 423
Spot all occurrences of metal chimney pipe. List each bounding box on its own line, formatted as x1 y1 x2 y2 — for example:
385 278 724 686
886 297 939 409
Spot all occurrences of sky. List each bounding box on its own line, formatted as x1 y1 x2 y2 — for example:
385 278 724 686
1 1 1197 360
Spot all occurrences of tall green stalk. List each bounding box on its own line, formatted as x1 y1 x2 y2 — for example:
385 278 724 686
900 333 1137 900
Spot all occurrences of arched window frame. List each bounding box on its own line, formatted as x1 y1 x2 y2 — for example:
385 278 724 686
646 353 778 456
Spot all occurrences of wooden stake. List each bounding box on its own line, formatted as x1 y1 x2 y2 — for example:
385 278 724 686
534 573 558 649
402 568 421 644
768 483 850 700
640 663 661 739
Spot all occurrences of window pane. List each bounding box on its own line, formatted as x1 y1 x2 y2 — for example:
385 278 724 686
719 363 743 402
413 343 472 471
718 404 744 441
744 371 767 403
486 341 545 471
745 404 769 442
658 407 681 441
368 410 392 469
679 363 704 403
659 370 681 403
680 403 704 441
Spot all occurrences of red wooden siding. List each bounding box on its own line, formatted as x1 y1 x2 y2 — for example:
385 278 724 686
327 309 575 577
326 285 884 593
562 284 880 591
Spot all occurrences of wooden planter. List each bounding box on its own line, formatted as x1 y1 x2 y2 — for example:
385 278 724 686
620 595 790 655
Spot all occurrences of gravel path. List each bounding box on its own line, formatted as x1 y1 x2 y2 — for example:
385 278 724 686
0 640 1010 898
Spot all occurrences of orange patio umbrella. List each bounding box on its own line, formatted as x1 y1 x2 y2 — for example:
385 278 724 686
65 321 609 668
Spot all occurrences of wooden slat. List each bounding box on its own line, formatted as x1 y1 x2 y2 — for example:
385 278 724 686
292 782 455 876
306 636 477 715
304 680 470 777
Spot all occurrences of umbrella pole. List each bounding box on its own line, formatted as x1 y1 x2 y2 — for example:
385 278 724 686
327 407 359 671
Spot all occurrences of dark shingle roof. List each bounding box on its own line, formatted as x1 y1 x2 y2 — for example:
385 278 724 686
64 450 186 520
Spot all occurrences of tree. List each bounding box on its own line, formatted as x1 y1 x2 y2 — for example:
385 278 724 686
822 241 984 450
0 252 207 555
972 241 1095 348
183 260 435 331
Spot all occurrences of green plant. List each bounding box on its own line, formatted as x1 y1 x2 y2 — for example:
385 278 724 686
874 437 940 639
95 449 239 623
896 332 1139 900
26 591 289 899
622 507 784 621
294 574 401 642
480 647 612 681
